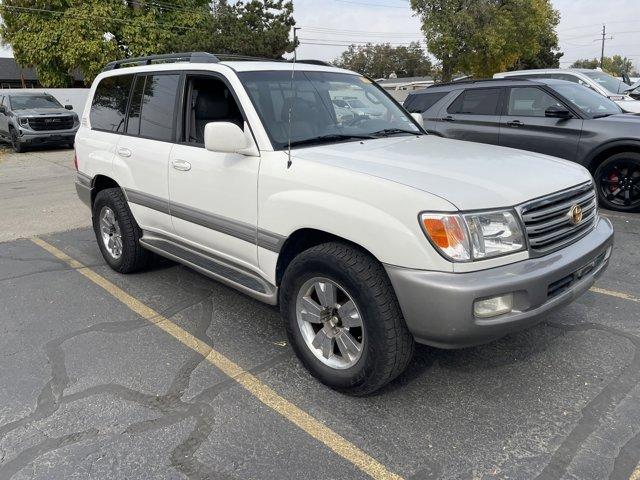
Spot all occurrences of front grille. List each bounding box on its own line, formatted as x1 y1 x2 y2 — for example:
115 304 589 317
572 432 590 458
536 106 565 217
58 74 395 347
27 116 75 131
520 182 597 254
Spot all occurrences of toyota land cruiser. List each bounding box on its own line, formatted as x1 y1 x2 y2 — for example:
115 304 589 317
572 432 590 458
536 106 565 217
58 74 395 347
75 53 614 394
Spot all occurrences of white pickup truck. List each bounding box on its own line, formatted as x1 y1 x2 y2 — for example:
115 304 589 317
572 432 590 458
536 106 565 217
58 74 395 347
75 53 614 394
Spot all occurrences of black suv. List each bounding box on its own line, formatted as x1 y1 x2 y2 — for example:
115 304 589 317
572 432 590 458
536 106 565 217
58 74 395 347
405 78 640 212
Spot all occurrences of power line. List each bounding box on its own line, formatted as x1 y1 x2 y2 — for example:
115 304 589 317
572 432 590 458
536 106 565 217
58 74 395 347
332 0 410 8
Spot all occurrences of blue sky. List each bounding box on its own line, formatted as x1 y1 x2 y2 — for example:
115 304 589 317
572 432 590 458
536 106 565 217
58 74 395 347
2 0 639 71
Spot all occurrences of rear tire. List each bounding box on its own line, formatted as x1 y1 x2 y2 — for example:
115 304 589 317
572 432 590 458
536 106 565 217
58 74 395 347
92 188 151 273
280 242 414 395
594 152 640 212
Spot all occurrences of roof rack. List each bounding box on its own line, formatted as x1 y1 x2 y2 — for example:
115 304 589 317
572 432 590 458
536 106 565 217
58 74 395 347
427 77 531 88
101 51 336 72
102 52 219 71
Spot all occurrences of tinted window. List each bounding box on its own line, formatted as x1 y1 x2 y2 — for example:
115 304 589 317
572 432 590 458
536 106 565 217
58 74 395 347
126 76 146 136
135 74 180 142
448 88 501 115
404 91 448 113
549 83 620 116
507 87 564 117
90 75 134 132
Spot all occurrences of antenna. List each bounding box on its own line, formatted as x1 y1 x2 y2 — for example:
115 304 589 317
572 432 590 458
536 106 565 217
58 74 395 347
287 26 301 169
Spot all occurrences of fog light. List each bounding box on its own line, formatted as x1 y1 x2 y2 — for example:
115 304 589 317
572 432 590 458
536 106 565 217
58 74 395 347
474 294 513 318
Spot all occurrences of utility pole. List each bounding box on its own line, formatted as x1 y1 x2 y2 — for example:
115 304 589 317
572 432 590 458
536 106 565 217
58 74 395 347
600 24 606 68
293 27 301 62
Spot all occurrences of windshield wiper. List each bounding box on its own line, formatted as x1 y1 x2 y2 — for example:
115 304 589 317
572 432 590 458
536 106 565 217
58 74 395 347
592 113 615 118
288 134 375 148
370 128 422 137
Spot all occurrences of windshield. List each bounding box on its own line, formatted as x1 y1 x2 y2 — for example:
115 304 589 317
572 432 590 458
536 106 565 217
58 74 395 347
9 95 62 110
549 83 622 117
582 71 624 94
238 70 421 150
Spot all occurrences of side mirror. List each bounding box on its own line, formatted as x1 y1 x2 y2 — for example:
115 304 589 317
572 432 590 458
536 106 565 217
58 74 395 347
545 106 572 119
204 122 258 156
411 112 424 128
65 104 73 110
0 105 5 114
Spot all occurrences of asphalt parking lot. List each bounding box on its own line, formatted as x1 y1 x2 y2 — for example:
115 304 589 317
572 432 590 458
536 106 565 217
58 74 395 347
1 147 639 480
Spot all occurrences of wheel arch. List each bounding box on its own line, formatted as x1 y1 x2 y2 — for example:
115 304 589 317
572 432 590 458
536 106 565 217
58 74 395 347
275 228 379 286
90 174 122 206
585 140 640 173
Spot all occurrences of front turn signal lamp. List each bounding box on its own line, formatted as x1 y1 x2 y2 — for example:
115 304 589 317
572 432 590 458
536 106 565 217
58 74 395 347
420 210 525 262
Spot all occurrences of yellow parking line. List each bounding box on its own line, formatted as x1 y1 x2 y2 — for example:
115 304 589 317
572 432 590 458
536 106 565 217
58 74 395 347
590 286 640 303
30 237 403 480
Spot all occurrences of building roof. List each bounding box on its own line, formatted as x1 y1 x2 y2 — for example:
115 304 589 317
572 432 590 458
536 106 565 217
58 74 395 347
0 58 38 81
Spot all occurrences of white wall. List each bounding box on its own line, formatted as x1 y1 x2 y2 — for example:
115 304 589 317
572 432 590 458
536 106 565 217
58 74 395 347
1 88 89 113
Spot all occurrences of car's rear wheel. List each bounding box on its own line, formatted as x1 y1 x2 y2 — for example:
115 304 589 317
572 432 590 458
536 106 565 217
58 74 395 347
595 152 640 212
9 128 24 153
92 188 151 273
280 242 414 395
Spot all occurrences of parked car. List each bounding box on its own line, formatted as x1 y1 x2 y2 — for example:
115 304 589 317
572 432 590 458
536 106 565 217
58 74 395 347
0 91 79 152
624 80 640 100
494 68 640 113
75 53 613 394
333 97 384 118
405 78 640 212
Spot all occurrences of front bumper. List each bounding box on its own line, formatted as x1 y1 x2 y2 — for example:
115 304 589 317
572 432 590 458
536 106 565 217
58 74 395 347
19 127 78 145
385 217 614 348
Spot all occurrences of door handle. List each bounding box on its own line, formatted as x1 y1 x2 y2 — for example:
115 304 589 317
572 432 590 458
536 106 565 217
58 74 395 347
507 120 524 128
172 159 192 171
117 147 132 158
441 115 455 122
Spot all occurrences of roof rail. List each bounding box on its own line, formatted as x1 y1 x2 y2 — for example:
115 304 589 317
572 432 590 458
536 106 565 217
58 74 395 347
102 52 219 71
427 77 531 88
295 59 334 67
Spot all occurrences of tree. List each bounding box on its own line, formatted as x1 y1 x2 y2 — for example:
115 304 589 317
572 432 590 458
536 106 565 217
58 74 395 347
511 16 563 70
0 0 296 87
410 0 560 82
571 55 634 76
334 42 432 78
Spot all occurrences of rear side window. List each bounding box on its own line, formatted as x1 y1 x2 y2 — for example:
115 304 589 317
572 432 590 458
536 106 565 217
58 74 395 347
448 88 501 115
404 92 448 113
90 75 134 132
126 74 180 142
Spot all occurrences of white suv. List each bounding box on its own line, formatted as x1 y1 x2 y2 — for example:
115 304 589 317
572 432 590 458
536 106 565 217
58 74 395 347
75 53 614 394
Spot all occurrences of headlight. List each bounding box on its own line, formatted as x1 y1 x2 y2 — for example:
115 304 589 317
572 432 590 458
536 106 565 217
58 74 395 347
420 210 525 262
18 117 29 126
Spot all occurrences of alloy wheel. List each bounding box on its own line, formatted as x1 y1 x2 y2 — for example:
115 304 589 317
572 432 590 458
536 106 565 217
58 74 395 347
99 206 123 259
599 160 640 208
295 277 364 370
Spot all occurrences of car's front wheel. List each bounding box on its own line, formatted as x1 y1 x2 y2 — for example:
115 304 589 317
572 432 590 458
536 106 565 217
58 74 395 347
595 152 640 212
9 128 24 153
92 188 151 273
280 242 414 395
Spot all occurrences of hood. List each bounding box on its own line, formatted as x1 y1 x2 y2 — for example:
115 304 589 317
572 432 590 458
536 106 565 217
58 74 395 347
615 100 640 114
292 135 592 210
13 108 73 117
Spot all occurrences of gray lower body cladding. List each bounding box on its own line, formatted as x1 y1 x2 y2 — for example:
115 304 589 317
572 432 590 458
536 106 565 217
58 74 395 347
385 217 614 349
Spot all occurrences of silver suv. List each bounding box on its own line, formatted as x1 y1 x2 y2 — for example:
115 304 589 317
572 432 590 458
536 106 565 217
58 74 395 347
0 92 79 152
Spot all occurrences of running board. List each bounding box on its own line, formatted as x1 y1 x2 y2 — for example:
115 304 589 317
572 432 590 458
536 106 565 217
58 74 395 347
139 232 278 305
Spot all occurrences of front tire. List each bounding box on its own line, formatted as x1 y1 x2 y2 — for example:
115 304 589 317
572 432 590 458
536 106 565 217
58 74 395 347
280 242 414 395
595 152 640 212
92 188 151 273
9 128 24 153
